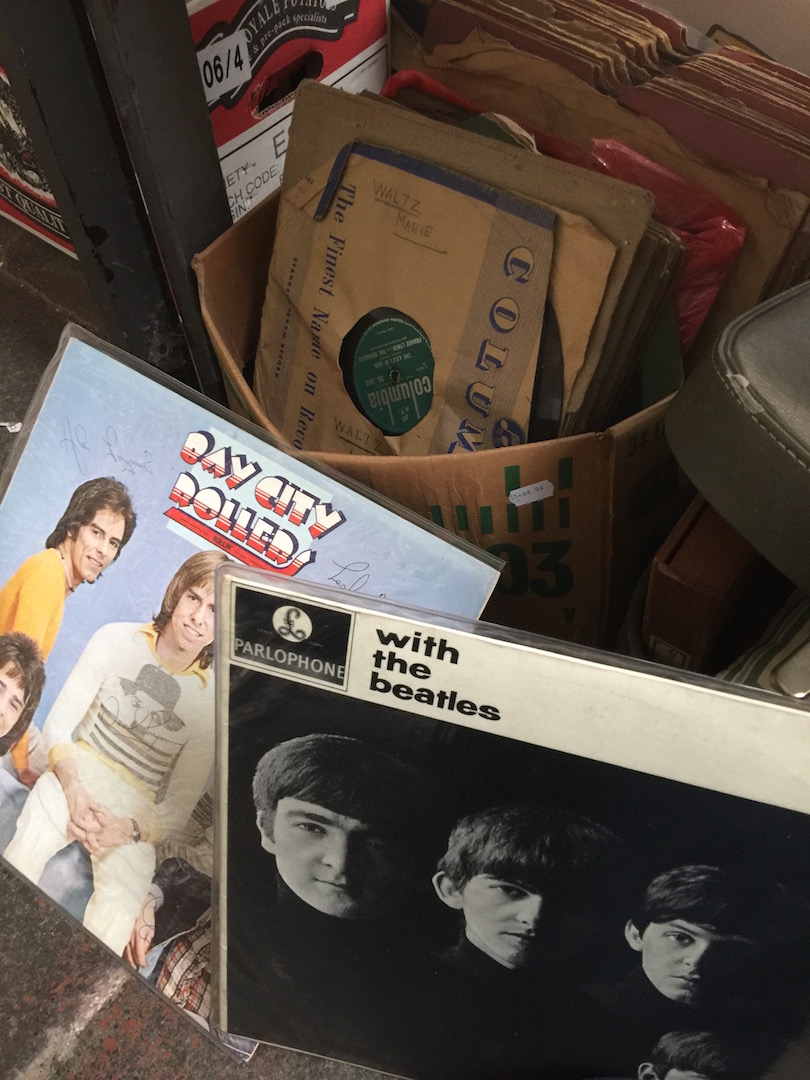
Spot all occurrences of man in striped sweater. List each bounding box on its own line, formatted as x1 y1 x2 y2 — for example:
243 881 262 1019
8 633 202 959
3 548 228 956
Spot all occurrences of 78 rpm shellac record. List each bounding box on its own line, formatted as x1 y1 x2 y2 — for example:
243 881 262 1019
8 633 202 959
339 307 435 436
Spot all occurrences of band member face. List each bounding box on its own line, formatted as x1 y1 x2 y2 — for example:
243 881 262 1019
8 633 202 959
165 579 215 658
64 507 126 584
0 662 26 737
434 872 547 969
261 796 407 920
626 919 735 1003
638 1067 711 1080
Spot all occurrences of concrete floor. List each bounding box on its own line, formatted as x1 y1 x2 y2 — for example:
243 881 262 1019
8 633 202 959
0 214 391 1080
2 212 810 1080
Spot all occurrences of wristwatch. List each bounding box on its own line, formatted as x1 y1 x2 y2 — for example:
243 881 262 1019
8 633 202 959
130 818 142 844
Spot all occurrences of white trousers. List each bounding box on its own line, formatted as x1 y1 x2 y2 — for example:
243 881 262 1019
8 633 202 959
3 756 156 956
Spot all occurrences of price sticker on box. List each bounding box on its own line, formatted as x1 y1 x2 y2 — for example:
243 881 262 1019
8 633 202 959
197 30 250 105
508 480 555 506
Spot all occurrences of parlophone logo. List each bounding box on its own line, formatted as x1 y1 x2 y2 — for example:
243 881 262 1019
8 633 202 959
273 605 313 642
234 588 352 686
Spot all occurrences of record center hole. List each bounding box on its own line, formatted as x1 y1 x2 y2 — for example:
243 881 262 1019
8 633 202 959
390 370 401 384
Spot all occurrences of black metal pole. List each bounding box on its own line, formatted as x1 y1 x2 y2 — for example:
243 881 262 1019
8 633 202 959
0 0 233 400
0 0 196 384
84 0 233 400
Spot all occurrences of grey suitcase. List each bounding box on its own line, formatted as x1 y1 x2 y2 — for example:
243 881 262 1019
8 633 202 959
666 280 810 598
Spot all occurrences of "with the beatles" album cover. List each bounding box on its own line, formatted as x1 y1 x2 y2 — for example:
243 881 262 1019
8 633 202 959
214 565 810 1079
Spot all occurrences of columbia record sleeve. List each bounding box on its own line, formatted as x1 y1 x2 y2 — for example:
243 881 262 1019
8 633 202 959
254 141 556 456
214 564 810 1078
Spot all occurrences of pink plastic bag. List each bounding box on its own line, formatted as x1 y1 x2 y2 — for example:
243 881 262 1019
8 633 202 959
588 139 746 353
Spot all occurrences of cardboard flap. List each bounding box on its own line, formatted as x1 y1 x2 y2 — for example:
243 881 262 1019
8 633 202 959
193 193 280 430
604 394 690 643
284 80 654 239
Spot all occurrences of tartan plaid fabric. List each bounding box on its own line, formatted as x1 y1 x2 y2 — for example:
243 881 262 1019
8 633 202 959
156 911 212 1019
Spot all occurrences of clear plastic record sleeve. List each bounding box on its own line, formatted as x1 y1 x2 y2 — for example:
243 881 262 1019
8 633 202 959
0 325 500 1063
214 564 810 1078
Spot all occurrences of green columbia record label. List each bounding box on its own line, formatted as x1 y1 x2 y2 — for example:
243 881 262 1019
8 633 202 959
340 308 434 436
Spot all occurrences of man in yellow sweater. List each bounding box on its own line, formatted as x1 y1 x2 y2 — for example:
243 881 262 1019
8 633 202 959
0 476 136 783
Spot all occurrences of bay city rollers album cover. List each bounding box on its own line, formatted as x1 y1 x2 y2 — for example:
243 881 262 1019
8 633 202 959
214 565 810 1078
0 324 499 1058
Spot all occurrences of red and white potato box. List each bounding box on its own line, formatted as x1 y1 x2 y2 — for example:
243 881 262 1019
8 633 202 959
187 0 389 220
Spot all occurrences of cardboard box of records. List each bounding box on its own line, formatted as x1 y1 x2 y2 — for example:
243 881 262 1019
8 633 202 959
193 78 697 648
326 0 810 657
